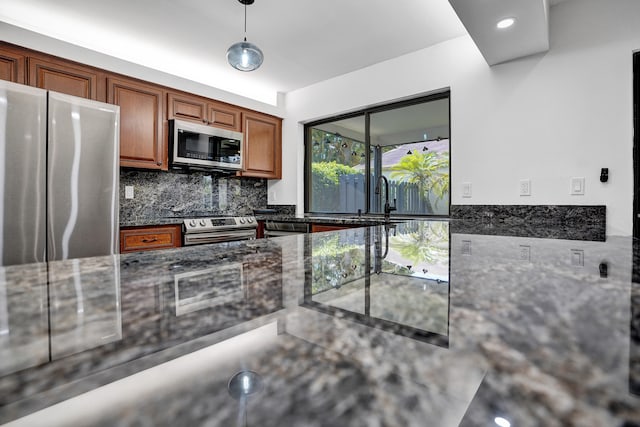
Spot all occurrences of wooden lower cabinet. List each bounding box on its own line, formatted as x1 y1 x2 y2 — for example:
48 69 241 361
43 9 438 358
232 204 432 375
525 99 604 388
239 112 282 179
311 224 358 233
108 77 166 170
120 225 182 253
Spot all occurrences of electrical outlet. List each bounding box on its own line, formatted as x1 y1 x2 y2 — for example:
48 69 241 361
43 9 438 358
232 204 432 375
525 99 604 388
519 179 531 196
519 245 530 261
125 186 134 199
462 182 472 198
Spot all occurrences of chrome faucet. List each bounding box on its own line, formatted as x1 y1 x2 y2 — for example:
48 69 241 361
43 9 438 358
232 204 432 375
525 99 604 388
375 175 396 222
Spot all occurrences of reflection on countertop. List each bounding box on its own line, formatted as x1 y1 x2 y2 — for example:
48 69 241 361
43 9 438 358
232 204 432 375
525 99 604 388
0 220 638 427
304 222 450 346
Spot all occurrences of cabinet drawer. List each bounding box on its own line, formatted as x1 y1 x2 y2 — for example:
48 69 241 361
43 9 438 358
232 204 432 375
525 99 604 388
120 225 182 253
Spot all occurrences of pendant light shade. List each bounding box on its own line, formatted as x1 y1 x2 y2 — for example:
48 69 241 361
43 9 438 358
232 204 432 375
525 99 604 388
227 0 263 72
227 39 263 71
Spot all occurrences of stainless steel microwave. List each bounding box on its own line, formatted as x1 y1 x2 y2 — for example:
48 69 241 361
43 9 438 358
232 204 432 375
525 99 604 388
170 119 243 171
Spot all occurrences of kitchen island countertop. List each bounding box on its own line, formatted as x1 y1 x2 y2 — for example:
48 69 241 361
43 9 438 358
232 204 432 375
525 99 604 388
0 219 638 426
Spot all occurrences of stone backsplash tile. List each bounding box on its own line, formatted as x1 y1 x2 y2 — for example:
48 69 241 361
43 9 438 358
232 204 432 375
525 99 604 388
451 204 605 224
450 204 606 241
120 170 268 224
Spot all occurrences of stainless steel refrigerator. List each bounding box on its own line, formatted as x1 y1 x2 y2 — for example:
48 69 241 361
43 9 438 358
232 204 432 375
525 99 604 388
0 80 120 266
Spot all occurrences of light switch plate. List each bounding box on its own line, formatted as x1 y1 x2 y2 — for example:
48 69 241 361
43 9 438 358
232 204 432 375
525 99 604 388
462 182 472 198
571 249 584 266
461 240 472 255
570 177 585 195
519 179 531 196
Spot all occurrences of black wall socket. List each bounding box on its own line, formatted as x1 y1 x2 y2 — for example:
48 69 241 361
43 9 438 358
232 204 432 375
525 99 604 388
600 168 609 182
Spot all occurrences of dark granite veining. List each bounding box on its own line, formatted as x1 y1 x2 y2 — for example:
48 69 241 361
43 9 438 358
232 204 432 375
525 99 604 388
257 215 410 226
1 220 639 426
120 217 185 227
450 219 606 242
119 169 268 225
266 204 296 216
451 204 605 224
451 205 606 242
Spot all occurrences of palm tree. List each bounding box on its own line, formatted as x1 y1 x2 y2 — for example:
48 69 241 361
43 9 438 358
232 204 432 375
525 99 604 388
388 151 449 211
388 221 449 268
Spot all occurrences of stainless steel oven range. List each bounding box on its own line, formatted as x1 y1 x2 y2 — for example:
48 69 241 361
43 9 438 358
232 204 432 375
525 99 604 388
182 216 257 245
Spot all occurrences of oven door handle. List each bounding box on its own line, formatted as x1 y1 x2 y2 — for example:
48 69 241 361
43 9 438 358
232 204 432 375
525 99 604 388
183 230 256 245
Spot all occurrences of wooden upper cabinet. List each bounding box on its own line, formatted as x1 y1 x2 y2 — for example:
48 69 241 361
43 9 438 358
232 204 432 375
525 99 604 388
167 92 206 123
206 100 241 131
239 111 282 179
167 92 241 131
28 56 102 100
0 46 25 84
108 77 166 170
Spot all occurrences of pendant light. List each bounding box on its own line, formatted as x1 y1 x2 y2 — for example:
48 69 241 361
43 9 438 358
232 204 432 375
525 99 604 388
227 0 264 72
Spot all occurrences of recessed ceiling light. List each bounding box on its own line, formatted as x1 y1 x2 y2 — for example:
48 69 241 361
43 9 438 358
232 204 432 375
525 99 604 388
496 17 515 29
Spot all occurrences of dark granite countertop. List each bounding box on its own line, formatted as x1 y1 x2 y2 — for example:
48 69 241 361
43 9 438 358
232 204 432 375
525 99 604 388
120 217 186 227
1 220 638 426
258 215 426 226
120 215 407 228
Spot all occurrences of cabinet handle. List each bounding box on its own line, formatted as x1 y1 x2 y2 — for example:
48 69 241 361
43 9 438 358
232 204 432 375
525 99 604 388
141 237 158 243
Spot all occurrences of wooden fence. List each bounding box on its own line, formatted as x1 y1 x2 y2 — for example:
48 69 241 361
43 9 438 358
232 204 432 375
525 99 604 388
337 175 428 214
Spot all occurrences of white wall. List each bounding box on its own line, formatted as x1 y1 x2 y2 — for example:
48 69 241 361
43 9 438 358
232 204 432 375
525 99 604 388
282 0 640 236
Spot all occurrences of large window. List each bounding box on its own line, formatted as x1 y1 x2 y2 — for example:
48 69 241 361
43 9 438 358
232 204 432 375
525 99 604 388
305 92 450 216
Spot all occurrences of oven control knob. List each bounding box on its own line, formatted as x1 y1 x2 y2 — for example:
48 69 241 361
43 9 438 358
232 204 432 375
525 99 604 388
247 217 253 223
199 220 206 226
239 218 246 224
189 220 196 227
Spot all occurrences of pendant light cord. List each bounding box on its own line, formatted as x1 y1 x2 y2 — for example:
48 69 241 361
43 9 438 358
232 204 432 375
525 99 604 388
244 1 247 41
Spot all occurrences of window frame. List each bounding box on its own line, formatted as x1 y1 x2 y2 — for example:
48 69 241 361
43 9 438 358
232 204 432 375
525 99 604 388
304 90 451 217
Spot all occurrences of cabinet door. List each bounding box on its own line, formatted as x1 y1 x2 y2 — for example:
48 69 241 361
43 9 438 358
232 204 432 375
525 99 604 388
28 57 100 100
206 101 241 131
167 92 206 123
240 112 282 179
0 46 25 84
108 77 166 170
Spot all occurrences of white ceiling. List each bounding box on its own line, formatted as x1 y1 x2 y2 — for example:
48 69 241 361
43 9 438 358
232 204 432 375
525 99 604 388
0 0 563 104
